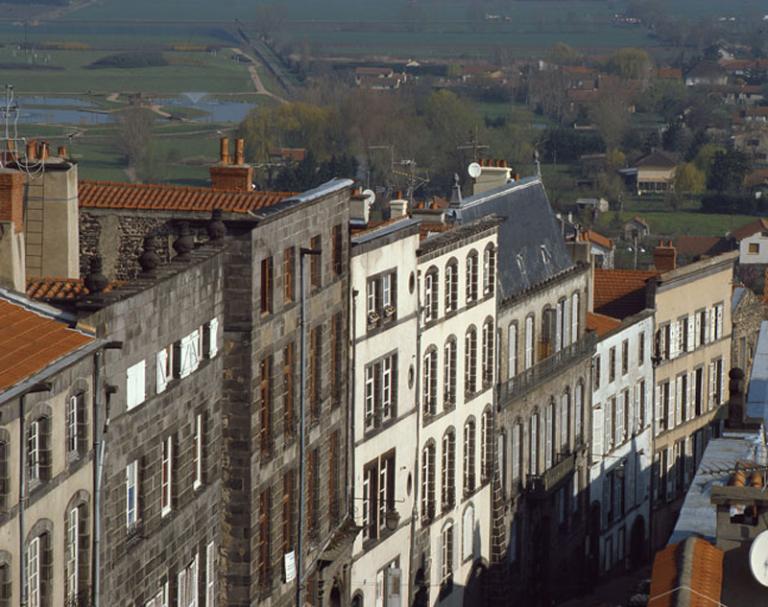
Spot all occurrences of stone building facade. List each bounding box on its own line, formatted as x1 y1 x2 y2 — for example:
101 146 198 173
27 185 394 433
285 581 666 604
0 289 104 607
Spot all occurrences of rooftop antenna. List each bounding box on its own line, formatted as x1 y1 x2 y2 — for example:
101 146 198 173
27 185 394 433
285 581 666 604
457 126 489 161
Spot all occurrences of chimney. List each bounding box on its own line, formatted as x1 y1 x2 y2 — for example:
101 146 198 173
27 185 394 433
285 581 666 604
472 160 513 196
0 169 26 291
26 139 37 161
653 240 677 272
390 196 408 218
57 146 67 159
38 142 49 161
350 190 371 226
210 137 253 192
219 137 230 165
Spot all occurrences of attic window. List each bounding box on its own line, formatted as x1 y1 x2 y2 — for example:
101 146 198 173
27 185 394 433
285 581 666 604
540 245 552 266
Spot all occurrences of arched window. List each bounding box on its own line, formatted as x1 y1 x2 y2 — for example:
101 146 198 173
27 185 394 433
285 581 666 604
524 315 535 370
507 322 518 380
424 267 439 323
440 521 454 585
27 416 51 485
443 337 457 409
351 592 364 607
480 408 493 482
481 319 494 387
421 442 436 523
483 244 496 296
465 251 479 304
423 347 438 416
511 421 522 484
541 305 555 359
66 391 87 459
465 327 477 395
529 413 539 476
441 429 456 510
26 522 52 607
497 429 507 495
445 260 458 313
65 496 90 605
574 381 584 444
463 419 476 495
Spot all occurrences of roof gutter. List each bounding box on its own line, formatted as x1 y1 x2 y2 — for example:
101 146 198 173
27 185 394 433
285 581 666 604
0 286 81 326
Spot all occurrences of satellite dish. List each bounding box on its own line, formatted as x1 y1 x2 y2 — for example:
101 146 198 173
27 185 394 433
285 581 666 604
750 529 768 587
362 189 376 207
467 162 482 179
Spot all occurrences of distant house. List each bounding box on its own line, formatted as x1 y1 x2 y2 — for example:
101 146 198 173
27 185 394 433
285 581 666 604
575 196 610 213
673 235 732 264
354 66 407 90
730 218 768 265
623 216 650 241
733 128 768 164
685 61 728 87
633 150 678 195
579 229 614 268
745 168 768 193
656 66 683 81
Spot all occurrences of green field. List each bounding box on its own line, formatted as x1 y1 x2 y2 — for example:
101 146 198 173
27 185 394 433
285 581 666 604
0 49 253 94
598 211 757 238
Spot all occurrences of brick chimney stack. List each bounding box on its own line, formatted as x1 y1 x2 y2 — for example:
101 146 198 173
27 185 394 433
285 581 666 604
653 240 677 272
26 139 37 161
0 169 26 291
210 137 253 192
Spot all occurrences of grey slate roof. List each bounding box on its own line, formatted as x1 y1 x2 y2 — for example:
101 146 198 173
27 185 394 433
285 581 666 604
448 177 574 301
746 321 768 423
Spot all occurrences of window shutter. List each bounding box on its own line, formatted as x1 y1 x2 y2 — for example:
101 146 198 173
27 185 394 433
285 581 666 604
571 294 579 341
545 405 553 470
654 384 662 436
209 318 219 358
675 377 682 426
720 362 726 406
385 567 402 607
708 309 715 344
375 570 384 607
555 304 562 353
157 350 168 394
686 316 695 352
39 418 51 481
694 314 701 348
688 372 694 420
708 363 715 410
716 305 723 340
615 397 623 446
592 405 603 458
180 335 193 378
76 394 87 455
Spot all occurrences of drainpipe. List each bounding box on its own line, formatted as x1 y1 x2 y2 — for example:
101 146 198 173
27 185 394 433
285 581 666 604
349 289 358 519
297 247 321 607
92 341 121 607
407 269 423 605
19 383 52 607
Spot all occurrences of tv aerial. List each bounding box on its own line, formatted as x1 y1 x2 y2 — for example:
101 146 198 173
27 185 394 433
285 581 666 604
467 162 482 179
750 529 768 587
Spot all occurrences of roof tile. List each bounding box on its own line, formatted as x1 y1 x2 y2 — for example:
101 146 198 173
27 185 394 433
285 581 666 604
594 268 658 319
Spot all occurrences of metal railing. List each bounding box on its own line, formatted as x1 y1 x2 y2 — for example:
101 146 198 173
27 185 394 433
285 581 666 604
498 333 597 404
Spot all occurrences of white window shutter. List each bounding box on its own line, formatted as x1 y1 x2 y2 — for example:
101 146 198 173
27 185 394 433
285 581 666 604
720 362 726 406
209 318 219 358
555 305 562 353
386 568 402 607
669 381 677 429
156 350 168 394
178 569 187 607
127 361 146 410
571 294 579 342
604 402 612 452
375 570 384 607
716 305 723 339
592 405 603 458
562 301 570 347
654 384 662 436
675 377 682 426
669 321 678 359
708 363 715 409
694 314 701 348
687 316 695 352
708 308 715 343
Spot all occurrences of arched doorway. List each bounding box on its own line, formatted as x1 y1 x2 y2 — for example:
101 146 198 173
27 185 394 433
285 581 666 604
629 516 646 569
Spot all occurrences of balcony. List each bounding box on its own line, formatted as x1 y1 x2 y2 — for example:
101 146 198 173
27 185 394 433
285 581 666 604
498 332 596 405
526 452 576 500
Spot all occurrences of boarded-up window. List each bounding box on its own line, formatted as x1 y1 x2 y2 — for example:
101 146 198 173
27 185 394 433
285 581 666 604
309 326 322 419
260 356 273 455
310 235 321 289
284 247 295 302
282 470 295 554
258 489 271 588
283 343 295 440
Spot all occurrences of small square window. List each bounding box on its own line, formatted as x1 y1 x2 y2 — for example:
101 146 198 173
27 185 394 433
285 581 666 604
748 242 760 254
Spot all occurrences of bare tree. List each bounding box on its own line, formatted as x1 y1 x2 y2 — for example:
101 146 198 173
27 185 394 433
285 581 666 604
114 107 155 179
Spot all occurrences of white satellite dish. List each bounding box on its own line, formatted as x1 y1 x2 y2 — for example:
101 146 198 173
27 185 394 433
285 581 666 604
362 189 376 207
749 529 768 587
467 162 482 179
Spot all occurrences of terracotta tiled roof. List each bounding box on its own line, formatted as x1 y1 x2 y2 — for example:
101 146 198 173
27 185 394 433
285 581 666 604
26 277 120 302
78 180 294 214
636 150 678 169
729 218 768 242
657 67 682 79
673 235 727 259
745 169 768 190
586 312 620 337
648 537 723 607
0 297 93 392
581 229 613 250
593 268 658 319
419 222 452 241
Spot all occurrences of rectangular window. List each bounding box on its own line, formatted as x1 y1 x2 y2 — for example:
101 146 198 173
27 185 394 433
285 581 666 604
525 316 535 371
421 445 436 522
161 436 173 517
258 489 271 587
126 460 139 528
178 555 199 607
283 247 295 303
206 542 215 607
424 271 437 322
66 507 79 601
194 413 204 489
445 263 458 313
329 430 340 524
593 355 601 390
310 235 321 289
609 347 616 383
156 345 173 394
282 470 295 554
127 360 146 410
638 331 645 366
307 448 319 535
713 303 724 340
441 523 454 584
362 463 376 540
260 256 273 314
466 254 478 303
309 326 322 418
621 340 629 375
511 424 521 483
332 224 343 275
366 352 398 429
283 343 295 440
749 242 760 254
66 393 85 455
679 317 688 353
507 323 518 379
260 356 272 455
331 313 343 405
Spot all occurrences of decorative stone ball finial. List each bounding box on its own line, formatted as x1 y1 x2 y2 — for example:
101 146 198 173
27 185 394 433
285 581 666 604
139 235 161 276
173 221 194 261
84 255 108 295
207 209 226 241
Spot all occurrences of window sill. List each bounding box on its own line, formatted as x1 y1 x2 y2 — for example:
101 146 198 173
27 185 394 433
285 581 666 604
161 507 172 519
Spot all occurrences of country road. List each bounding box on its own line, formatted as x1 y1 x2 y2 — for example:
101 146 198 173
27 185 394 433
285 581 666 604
230 47 287 104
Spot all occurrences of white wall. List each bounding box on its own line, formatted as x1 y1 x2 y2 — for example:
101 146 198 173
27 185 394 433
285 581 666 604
739 233 768 265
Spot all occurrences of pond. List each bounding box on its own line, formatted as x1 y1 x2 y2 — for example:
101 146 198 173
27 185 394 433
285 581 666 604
155 93 257 123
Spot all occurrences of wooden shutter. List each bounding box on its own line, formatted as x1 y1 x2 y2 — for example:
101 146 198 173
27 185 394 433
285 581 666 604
592 404 603 458
674 377 682 427
654 384 662 436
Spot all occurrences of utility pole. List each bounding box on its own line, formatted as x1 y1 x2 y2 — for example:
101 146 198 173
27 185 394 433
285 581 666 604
297 247 321 607
457 127 489 161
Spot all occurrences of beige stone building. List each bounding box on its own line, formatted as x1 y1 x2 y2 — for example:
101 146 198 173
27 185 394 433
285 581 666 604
594 248 737 550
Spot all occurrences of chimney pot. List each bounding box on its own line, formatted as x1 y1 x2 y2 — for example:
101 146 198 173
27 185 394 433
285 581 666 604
26 139 37 161
235 138 245 165
57 146 67 159
220 137 230 165
653 242 677 272
39 142 49 161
